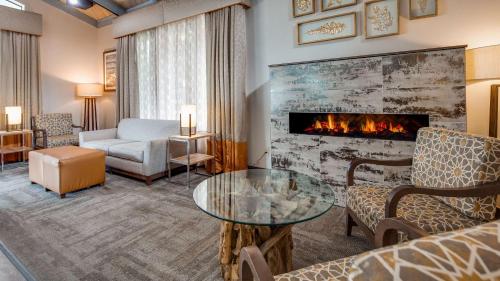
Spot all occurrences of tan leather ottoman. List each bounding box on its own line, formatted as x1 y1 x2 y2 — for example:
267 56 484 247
29 146 106 198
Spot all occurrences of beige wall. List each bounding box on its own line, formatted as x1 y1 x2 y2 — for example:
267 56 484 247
246 0 500 167
21 0 116 129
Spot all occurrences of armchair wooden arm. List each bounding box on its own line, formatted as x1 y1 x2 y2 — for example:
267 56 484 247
240 246 274 281
374 217 429 247
32 129 47 149
72 124 84 131
385 181 500 218
347 158 413 187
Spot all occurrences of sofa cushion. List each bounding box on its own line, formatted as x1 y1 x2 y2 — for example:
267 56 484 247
349 220 500 281
274 256 356 281
36 135 79 148
80 139 135 154
411 127 500 220
108 142 147 163
346 184 485 241
33 113 73 137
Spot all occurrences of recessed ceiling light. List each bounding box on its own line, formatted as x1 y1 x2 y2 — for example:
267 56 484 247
68 0 78 4
67 0 93 9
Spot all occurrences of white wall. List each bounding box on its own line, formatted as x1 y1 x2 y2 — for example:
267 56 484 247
246 0 500 168
96 25 117 129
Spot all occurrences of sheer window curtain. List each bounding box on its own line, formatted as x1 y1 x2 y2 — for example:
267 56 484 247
136 15 207 132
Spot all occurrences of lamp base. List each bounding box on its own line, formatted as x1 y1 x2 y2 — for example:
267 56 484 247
83 97 98 131
180 126 197 137
490 85 499 138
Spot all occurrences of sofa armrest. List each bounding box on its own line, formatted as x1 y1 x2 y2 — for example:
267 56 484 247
142 139 168 176
385 181 500 218
79 128 117 144
240 246 275 281
347 158 413 187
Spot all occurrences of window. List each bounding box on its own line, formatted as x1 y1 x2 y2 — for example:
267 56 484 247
0 0 25 10
136 14 207 131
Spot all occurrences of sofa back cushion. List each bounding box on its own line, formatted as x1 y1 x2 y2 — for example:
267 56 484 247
33 113 73 137
348 220 500 281
411 127 500 220
117 118 179 141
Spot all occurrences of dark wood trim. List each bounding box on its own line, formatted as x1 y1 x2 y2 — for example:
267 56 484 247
385 181 500 218
345 208 357 236
346 207 376 244
239 246 275 281
269 45 467 68
374 218 429 247
490 84 499 138
107 166 186 185
347 158 413 187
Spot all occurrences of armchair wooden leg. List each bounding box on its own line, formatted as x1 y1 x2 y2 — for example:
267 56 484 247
59 194 66 199
44 188 50 192
346 210 356 236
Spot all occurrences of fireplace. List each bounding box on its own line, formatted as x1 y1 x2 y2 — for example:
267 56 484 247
289 113 430 141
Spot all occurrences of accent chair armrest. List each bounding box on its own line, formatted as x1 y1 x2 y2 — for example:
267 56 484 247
347 158 413 187
385 181 500 218
79 128 117 144
240 246 275 281
32 128 47 148
374 217 430 247
72 124 84 132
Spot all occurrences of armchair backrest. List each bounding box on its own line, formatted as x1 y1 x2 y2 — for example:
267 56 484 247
411 127 500 220
116 118 180 141
32 113 74 137
349 220 500 280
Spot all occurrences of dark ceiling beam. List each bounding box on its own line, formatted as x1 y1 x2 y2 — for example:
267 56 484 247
127 0 157 12
93 0 126 15
41 0 98 27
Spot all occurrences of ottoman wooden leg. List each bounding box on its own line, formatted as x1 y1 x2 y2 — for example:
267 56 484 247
59 194 66 199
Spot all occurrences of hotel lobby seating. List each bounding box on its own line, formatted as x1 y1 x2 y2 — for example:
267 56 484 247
240 219 500 281
29 146 105 198
346 127 500 245
32 113 83 149
79 118 183 185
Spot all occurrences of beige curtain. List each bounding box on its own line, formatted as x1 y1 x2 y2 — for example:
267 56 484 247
0 30 41 129
116 34 139 123
206 5 247 173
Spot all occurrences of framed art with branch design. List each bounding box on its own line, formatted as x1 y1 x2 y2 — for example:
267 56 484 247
321 0 357 12
292 0 315 18
364 0 399 39
297 12 357 45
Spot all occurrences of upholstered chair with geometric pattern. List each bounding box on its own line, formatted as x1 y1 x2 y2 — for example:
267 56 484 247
31 113 84 149
239 219 500 281
345 127 500 246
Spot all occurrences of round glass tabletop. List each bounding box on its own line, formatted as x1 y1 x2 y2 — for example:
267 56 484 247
193 169 335 226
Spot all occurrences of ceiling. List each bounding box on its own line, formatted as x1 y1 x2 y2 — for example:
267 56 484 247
44 0 156 27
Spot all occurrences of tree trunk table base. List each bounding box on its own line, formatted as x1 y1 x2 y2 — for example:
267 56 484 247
219 222 293 281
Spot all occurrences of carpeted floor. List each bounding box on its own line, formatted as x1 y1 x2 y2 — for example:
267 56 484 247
0 164 371 281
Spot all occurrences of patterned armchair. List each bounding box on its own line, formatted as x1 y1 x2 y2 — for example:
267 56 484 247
240 219 500 281
31 113 83 149
345 127 500 246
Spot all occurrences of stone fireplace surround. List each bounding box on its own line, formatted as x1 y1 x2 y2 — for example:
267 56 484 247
270 46 466 206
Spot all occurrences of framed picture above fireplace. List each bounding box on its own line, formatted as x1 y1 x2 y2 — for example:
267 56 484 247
297 12 357 45
364 0 399 39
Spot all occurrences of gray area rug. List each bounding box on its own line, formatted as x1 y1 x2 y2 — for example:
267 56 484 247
0 164 371 281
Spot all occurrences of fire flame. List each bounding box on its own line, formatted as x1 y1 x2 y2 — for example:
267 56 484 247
305 114 408 135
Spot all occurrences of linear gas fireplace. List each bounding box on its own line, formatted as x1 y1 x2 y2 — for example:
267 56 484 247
289 112 430 141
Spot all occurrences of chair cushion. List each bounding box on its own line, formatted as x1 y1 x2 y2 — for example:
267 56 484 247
348 220 500 281
37 135 79 148
79 139 135 154
411 127 500 220
274 256 356 281
108 142 147 163
33 113 73 137
346 184 485 241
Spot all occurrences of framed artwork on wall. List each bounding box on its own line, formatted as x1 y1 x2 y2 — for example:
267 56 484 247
103 49 117 92
292 0 315 18
297 12 357 45
409 0 437 19
321 0 357 12
364 0 399 39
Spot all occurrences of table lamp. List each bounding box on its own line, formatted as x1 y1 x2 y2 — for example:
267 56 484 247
77 83 103 131
466 45 500 138
180 105 197 136
4 106 22 131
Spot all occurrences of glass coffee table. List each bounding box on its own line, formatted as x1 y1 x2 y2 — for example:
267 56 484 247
193 169 335 281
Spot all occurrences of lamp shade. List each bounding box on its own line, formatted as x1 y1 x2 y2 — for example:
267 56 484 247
5 106 22 125
76 83 103 97
180 105 197 127
466 45 500 80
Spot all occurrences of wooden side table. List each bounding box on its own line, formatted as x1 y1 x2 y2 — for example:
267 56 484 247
0 130 34 172
167 132 216 188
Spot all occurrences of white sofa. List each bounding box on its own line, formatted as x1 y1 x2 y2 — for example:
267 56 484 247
79 118 182 185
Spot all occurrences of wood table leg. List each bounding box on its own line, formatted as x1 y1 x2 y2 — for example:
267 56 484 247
219 222 293 281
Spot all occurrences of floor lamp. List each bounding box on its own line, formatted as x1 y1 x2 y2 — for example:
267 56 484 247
466 45 500 138
77 83 103 131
